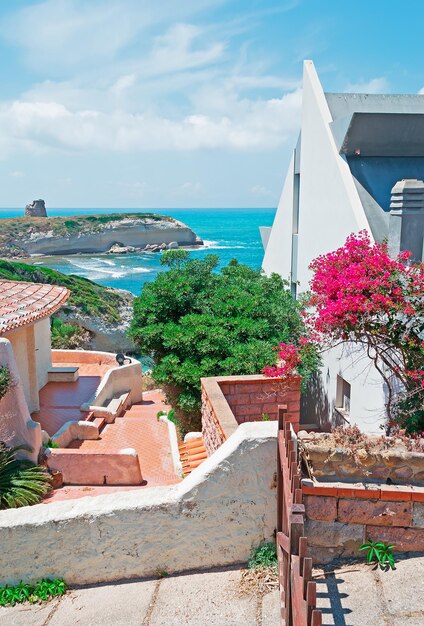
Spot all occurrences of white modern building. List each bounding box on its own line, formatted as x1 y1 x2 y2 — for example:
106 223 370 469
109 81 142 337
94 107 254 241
262 60 424 433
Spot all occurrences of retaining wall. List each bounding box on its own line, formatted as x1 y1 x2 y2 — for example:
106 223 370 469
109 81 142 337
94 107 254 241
0 422 277 586
302 481 424 564
201 374 300 455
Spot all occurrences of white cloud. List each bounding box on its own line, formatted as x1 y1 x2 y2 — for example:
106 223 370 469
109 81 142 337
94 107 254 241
250 184 274 198
0 87 301 155
345 77 388 94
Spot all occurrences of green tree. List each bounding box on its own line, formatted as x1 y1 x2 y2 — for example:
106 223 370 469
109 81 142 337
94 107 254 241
131 255 317 431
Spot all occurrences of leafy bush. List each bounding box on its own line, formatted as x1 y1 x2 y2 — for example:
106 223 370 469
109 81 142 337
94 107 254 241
51 318 91 349
131 255 318 431
0 444 52 509
0 366 12 400
248 542 278 571
0 578 67 606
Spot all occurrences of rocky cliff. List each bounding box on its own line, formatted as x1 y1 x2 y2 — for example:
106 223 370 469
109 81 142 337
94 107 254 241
0 259 136 353
0 213 202 258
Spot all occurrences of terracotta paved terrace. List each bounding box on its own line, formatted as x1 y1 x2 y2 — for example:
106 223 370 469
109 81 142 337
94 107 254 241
42 389 181 504
33 360 111 434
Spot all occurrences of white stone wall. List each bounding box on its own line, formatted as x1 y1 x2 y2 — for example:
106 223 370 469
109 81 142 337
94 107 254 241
34 318 52 391
0 422 277 586
0 338 41 462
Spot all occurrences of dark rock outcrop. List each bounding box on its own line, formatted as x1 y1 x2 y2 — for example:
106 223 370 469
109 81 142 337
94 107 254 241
25 199 47 217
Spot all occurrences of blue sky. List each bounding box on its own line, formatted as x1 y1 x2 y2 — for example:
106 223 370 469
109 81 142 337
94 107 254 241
0 0 423 209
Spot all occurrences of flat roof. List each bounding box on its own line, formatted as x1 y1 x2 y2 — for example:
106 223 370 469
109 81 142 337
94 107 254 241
0 280 70 334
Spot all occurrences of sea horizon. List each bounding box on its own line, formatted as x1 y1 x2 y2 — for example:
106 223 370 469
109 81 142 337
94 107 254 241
0 207 276 296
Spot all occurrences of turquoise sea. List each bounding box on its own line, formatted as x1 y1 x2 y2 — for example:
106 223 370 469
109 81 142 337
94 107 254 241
0 208 276 295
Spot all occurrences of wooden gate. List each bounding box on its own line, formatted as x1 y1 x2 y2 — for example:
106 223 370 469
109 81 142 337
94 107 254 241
276 405 322 626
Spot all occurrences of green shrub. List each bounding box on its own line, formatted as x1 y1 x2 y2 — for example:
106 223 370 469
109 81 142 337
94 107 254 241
43 439 59 449
0 444 52 509
0 578 67 606
248 542 278 571
131 255 319 432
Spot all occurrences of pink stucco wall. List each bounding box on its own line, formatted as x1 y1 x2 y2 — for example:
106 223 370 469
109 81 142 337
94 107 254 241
47 448 143 485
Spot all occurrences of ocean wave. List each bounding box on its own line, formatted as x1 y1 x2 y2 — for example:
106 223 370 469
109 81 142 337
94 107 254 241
202 239 248 250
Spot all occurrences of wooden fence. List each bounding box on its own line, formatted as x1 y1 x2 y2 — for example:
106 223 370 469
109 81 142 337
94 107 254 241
276 405 322 626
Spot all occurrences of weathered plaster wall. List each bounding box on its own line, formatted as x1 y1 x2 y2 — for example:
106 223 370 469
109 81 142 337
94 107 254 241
46 448 143 486
3 325 39 413
0 422 277 585
0 338 41 462
34 318 52 391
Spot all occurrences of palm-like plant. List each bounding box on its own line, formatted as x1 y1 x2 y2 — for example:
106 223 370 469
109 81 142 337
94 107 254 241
0 444 52 509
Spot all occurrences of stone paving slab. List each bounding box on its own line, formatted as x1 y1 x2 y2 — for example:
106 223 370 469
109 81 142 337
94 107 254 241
314 553 424 626
150 569 257 626
48 579 157 626
0 568 275 626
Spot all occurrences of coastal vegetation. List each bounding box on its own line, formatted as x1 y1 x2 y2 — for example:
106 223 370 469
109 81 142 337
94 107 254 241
0 259 123 322
131 252 318 432
0 259 131 348
0 212 170 255
0 444 52 509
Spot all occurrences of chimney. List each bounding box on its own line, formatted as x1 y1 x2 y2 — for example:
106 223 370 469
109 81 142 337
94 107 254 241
389 179 424 262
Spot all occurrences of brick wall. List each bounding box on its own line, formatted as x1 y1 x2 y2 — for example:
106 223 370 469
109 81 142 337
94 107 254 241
201 374 301 456
219 376 301 427
302 482 424 564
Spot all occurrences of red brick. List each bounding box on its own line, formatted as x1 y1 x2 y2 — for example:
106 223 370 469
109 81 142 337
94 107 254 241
366 525 424 552
234 383 263 393
338 498 412 527
235 404 263 416
337 486 381 499
302 484 338 497
304 495 337 522
380 485 412 501
411 488 424 502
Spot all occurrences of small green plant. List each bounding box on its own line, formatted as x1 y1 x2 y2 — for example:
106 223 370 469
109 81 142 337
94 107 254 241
261 413 270 421
0 366 12 399
43 439 59 449
248 542 278 571
0 578 67 606
359 540 396 570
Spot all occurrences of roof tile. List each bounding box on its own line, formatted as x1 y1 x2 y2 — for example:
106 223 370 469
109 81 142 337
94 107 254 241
0 280 70 334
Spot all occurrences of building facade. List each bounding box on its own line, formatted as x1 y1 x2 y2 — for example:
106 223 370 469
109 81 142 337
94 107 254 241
262 60 424 433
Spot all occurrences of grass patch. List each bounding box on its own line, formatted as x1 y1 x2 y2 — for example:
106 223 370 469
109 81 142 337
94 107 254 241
248 542 278 571
0 578 67 606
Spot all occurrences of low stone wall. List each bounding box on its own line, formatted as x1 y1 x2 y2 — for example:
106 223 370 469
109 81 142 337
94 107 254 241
303 434 424 485
201 374 300 455
0 422 277 585
52 349 117 367
46 448 143 486
302 481 424 564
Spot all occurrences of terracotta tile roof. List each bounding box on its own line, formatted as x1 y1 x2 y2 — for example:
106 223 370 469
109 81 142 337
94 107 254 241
178 437 208 476
0 280 70 334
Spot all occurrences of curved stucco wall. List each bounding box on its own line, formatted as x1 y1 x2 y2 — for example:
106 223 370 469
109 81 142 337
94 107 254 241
0 338 41 462
0 422 277 585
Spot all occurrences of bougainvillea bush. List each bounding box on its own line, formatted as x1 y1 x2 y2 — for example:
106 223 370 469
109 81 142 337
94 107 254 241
265 231 424 434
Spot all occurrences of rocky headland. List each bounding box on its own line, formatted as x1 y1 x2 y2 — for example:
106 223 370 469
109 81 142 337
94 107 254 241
0 212 203 258
0 259 135 353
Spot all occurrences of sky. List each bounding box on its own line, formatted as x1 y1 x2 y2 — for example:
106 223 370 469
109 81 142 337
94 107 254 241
1 0 424 209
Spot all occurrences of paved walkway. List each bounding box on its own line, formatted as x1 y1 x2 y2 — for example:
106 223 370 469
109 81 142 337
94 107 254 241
0 567 279 626
314 553 424 626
